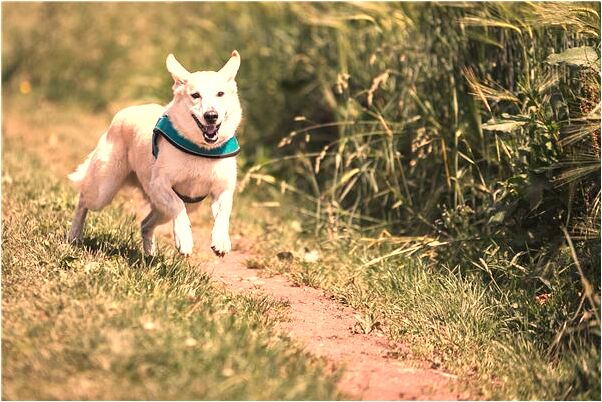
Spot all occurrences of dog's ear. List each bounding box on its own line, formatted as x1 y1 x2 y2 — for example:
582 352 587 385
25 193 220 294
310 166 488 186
218 50 240 81
166 54 190 87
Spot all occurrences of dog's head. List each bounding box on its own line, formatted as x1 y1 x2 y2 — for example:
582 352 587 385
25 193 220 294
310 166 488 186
165 51 242 148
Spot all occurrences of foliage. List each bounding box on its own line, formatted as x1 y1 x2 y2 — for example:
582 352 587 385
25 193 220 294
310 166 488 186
247 1 601 350
242 2 601 398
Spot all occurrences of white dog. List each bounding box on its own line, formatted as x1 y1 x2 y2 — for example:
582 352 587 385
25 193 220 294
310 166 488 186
67 51 242 257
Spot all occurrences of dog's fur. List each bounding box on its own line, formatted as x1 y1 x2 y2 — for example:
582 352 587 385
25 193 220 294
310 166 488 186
67 51 242 256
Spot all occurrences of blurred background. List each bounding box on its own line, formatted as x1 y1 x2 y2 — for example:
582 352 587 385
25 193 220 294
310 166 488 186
4 1 599 274
2 2 601 398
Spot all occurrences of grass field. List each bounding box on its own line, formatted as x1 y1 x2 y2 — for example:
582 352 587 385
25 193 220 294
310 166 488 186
1 96 342 400
2 2 600 400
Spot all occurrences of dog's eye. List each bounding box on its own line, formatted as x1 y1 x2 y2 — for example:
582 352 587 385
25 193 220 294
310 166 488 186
217 91 224 97
191 92 201 99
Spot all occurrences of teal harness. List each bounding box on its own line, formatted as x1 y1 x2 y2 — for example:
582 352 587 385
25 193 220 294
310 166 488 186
152 114 240 203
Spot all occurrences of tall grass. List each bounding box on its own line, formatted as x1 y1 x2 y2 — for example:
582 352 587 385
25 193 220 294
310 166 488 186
242 2 601 398
250 1 601 329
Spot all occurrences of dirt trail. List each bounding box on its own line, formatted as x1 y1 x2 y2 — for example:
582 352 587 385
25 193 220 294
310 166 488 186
147 205 464 401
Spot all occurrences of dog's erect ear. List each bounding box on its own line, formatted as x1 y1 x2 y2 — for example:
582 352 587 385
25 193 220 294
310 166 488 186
166 54 190 86
218 50 240 81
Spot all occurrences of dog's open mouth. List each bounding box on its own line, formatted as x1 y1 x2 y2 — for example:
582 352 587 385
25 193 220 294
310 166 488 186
191 114 221 144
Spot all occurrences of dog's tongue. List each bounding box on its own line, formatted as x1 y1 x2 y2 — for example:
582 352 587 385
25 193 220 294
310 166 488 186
205 125 219 136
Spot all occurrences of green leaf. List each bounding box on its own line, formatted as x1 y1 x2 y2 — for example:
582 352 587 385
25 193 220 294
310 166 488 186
546 46 600 70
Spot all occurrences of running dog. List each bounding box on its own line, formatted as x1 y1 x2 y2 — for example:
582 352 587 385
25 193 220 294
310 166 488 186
67 51 242 257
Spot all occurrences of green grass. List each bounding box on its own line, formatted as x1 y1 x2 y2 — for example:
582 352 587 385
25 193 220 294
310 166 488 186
1 140 343 400
240 196 600 400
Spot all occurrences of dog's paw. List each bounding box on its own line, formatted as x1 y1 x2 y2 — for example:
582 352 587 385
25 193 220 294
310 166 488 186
142 235 156 256
210 231 231 258
173 215 193 256
66 227 83 243
174 229 193 256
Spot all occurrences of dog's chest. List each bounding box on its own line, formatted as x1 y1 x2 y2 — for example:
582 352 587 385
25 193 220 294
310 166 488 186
168 155 237 198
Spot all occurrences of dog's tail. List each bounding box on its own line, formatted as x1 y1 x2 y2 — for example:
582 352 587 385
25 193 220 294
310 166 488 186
68 151 94 188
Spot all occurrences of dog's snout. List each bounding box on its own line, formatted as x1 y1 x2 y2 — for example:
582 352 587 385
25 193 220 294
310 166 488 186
204 110 218 124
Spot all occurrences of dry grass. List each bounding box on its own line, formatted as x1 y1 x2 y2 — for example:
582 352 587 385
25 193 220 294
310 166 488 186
1 96 343 400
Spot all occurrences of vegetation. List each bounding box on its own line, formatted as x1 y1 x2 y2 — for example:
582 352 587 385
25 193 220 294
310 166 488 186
1 131 342 400
244 3 601 399
2 1 600 399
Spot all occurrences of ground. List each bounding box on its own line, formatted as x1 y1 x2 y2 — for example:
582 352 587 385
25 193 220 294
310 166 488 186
1 94 465 400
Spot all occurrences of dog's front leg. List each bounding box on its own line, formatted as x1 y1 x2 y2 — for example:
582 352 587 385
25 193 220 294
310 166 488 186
210 190 234 257
149 174 193 256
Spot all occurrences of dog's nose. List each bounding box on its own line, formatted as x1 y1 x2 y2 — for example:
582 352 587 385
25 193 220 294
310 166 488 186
204 110 218 124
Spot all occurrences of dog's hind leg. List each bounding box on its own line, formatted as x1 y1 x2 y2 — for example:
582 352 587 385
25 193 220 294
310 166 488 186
74 126 133 209
141 208 170 255
67 128 131 243
67 198 88 242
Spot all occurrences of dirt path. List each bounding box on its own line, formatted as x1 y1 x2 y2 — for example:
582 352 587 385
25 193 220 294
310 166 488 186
146 204 464 401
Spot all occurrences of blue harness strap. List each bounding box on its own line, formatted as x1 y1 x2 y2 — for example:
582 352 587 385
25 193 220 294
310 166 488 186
152 114 240 159
152 114 240 204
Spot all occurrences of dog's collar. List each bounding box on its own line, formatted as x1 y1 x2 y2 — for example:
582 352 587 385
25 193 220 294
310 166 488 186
152 114 240 159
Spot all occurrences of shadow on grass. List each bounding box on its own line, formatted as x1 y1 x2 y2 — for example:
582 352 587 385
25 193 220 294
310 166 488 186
75 230 205 284
78 232 169 270
72 226 208 284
